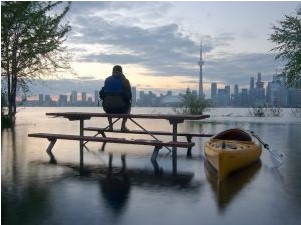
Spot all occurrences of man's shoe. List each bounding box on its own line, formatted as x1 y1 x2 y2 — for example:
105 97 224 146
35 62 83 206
121 126 129 132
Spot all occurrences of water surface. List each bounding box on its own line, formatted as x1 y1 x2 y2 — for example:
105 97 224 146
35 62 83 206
2 107 301 225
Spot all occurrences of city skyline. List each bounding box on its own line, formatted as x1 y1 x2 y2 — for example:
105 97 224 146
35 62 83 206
25 72 301 108
25 2 299 99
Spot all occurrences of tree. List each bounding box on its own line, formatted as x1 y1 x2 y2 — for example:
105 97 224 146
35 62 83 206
269 6 301 89
1 1 71 121
176 88 211 115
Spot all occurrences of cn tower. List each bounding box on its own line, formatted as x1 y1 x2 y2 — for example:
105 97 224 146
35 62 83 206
198 42 204 99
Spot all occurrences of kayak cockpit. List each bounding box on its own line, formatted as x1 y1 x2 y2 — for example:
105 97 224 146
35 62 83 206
212 129 252 142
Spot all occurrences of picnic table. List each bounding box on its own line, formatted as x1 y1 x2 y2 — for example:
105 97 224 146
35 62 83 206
29 112 211 175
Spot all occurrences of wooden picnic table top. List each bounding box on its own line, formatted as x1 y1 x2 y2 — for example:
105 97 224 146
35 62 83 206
46 112 210 123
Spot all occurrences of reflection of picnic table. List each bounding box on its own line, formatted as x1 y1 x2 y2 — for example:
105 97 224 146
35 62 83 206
28 112 211 175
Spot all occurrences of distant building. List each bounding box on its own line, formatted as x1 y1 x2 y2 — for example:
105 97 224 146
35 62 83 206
87 97 93 105
44 95 52 106
198 42 204 99
131 86 137 106
39 94 43 105
217 89 227 106
249 72 265 105
241 89 248 106
71 91 77 105
159 95 183 107
250 77 254 90
266 77 285 106
234 84 239 105
211 82 217 105
225 85 231 105
94 90 100 105
58 95 67 106
82 92 86 104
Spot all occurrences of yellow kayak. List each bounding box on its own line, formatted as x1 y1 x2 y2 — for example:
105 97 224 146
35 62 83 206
204 128 262 180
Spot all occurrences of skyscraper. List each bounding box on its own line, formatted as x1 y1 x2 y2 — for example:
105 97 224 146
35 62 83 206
39 94 44 105
71 90 77 105
211 82 217 105
256 72 263 89
250 77 254 90
225 85 231 105
198 42 204 99
94 90 99 105
234 84 239 105
81 92 86 104
131 86 137 106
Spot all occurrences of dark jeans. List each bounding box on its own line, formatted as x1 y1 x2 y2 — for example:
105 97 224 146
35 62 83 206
103 103 131 114
102 95 131 114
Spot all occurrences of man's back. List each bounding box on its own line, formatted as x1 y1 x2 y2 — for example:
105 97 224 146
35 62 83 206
100 66 131 114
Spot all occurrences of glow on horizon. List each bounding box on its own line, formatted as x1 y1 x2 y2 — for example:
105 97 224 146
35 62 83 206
69 61 202 91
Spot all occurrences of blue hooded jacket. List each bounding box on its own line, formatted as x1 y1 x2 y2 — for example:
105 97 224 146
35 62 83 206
100 72 132 105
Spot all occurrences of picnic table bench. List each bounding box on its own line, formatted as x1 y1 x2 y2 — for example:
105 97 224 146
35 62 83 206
84 127 213 156
28 132 195 173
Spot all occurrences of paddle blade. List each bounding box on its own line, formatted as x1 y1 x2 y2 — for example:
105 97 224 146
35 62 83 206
270 152 284 168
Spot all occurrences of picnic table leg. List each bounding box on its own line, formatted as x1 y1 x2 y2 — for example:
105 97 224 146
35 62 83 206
100 131 107 151
172 124 177 176
79 118 84 171
151 146 161 174
186 135 192 158
46 139 57 164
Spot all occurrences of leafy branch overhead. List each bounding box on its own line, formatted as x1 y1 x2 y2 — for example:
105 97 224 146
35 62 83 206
1 1 71 77
270 6 301 89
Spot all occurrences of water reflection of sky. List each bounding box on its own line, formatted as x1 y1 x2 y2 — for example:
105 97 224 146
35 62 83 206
2 107 301 225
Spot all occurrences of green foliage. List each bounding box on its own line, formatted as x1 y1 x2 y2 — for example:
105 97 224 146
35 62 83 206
175 88 211 115
269 6 301 89
248 105 265 117
248 104 283 117
1 1 71 118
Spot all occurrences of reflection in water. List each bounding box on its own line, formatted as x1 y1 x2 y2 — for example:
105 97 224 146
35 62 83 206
286 124 301 205
100 170 131 214
204 159 262 213
2 128 52 225
48 156 197 190
2 107 301 225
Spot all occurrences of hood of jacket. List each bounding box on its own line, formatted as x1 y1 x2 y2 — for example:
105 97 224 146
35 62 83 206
112 72 123 78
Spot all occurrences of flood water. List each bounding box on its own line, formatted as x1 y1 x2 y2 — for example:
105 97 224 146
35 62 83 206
2 107 301 225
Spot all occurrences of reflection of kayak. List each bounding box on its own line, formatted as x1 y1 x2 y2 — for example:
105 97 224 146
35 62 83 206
204 159 261 213
204 128 262 180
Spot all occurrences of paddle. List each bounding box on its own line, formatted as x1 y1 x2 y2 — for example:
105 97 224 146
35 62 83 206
250 131 284 168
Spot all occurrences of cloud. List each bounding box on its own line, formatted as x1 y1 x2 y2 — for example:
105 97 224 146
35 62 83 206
67 3 254 81
204 52 285 85
68 13 200 75
54 2 289 96
27 78 103 97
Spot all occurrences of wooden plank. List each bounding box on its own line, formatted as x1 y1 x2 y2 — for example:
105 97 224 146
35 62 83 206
28 133 195 148
84 127 214 137
46 112 210 121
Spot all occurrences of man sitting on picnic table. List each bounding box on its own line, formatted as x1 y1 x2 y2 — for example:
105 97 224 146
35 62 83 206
99 65 132 131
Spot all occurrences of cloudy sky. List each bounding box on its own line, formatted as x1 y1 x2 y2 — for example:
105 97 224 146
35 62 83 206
31 1 300 99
